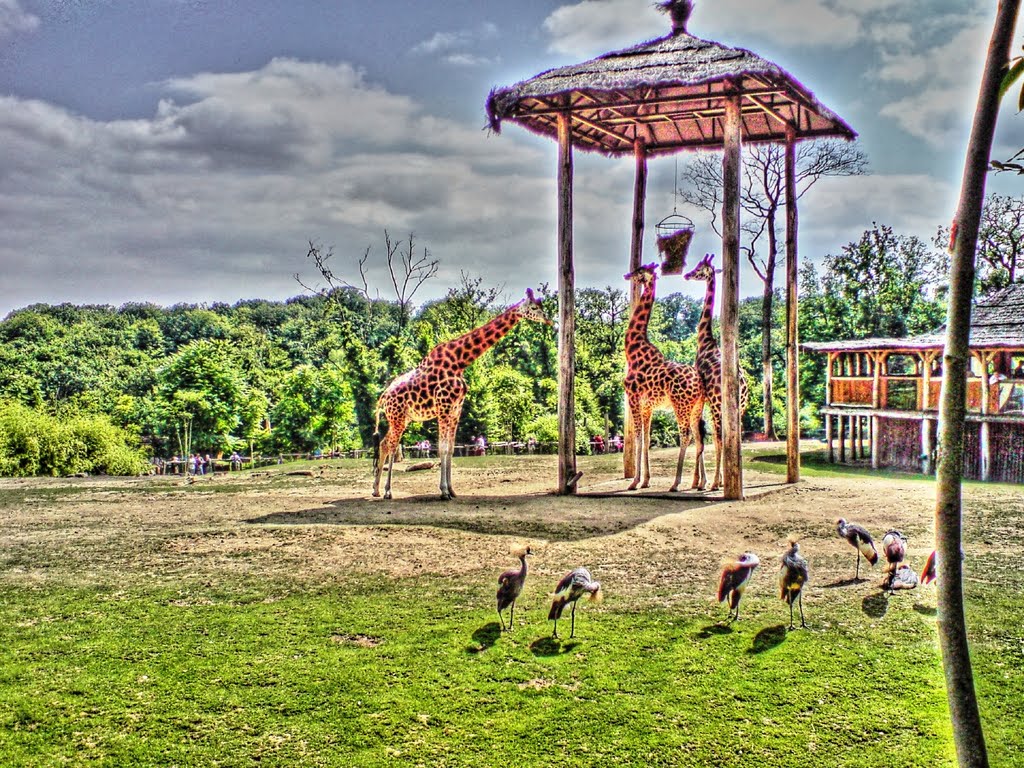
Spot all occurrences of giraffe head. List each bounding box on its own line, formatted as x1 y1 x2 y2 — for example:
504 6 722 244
683 252 718 283
624 262 658 294
512 288 553 325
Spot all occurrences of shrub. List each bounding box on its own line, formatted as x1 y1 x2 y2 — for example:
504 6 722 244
0 402 147 477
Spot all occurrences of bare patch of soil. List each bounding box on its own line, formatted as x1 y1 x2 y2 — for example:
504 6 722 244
1 444 1017 609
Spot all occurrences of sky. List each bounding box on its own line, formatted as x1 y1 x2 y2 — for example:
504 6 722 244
0 0 1022 318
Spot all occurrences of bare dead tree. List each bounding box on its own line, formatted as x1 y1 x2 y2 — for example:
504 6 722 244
681 141 866 437
296 231 439 332
385 231 440 330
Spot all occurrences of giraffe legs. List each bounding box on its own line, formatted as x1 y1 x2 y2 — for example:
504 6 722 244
437 412 460 500
709 407 724 491
372 416 407 499
628 406 652 490
669 424 689 493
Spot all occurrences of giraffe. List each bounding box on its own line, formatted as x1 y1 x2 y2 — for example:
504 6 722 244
683 253 749 491
623 263 706 492
372 289 552 500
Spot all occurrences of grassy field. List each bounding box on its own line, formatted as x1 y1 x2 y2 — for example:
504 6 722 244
0 447 1021 767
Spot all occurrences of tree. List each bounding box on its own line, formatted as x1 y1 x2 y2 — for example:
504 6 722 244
154 340 265 454
816 223 948 340
938 2 1020 765
937 193 1024 292
680 141 867 437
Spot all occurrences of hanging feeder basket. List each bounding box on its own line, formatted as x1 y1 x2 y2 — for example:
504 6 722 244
655 213 694 275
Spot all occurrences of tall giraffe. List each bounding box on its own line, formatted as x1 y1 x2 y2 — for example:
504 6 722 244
684 253 749 491
372 289 552 500
623 263 706 492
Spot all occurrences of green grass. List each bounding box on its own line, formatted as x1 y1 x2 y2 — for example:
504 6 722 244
1 453 1022 767
1 572 1021 767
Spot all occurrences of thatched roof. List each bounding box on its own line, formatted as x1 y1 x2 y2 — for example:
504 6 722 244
486 21 855 156
803 284 1024 354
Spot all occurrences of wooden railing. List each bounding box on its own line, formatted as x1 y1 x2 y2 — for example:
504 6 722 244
830 374 1014 414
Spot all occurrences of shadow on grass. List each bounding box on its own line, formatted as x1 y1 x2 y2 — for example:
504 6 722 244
529 637 580 656
822 577 866 589
913 603 937 617
747 624 787 654
862 591 889 618
695 622 733 640
465 622 502 654
243 492 719 543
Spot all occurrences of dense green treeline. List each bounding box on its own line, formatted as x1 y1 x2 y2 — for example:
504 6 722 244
0 223 956 476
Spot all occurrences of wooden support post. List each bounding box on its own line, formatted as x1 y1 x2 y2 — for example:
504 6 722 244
839 415 846 463
826 413 834 463
784 128 800 484
922 417 934 475
556 113 578 495
623 139 647 480
720 93 743 499
978 351 993 482
872 415 880 468
853 416 860 460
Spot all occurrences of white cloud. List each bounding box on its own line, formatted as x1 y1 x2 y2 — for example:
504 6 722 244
0 58 558 315
0 0 38 39
542 0 864 58
875 22 989 147
411 22 499 66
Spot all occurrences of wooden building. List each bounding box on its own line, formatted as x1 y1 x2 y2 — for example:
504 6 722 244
804 283 1024 483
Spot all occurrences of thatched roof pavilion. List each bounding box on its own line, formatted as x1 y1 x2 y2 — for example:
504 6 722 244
486 0 855 497
486 22 854 155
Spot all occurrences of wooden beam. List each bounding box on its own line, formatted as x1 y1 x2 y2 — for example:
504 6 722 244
623 139 647 480
784 127 800 484
721 94 743 499
556 113 578 495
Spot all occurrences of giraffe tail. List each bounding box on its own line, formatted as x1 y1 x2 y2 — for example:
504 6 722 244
698 417 708 442
372 401 386 471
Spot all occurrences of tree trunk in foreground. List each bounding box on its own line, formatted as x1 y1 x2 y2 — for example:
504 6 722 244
937 2 1019 765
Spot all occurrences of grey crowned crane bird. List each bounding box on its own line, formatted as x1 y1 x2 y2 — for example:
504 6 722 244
717 552 760 621
920 549 937 585
779 538 809 629
836 518 878 580
496 546 531 632
548 567 602 639
881 529 907 582
887 564 919 591
919 547 964 585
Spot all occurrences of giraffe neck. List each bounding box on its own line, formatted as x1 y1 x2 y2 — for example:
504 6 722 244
696 271 717 363
431 307 521 371
624 283 656 362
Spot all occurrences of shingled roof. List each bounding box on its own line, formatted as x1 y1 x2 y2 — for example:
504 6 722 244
486 23 855 156
804 283 1024 353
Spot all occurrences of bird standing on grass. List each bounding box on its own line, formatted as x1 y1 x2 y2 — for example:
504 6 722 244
836 518 878 580
881 530 908 591
717 552 760 621
888 564 919 590
920 549 937 585
496 546 531 632
548 567 602 639
779 539 809 629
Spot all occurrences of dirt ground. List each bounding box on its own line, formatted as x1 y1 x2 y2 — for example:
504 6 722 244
4 442 997 609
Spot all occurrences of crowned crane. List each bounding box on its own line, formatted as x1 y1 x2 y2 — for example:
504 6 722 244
881 529 907 575
920 549 937 585
496 546 532 632
779 539 809 629
548 567 602 639
887 564 919 591
836 518 878 580
717 552 760 621
919 547 964 585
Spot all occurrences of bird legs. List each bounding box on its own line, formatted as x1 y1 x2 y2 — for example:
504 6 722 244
498 600 517 632
788 594 806 630
551 602 579 640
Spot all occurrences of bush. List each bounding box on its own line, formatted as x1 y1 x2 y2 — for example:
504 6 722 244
0 402 148 477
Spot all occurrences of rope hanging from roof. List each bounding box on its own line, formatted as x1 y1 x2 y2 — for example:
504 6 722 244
655 156 694 275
